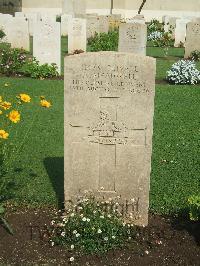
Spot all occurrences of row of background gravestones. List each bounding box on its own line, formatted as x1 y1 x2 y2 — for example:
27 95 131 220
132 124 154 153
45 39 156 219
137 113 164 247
0 12 200 74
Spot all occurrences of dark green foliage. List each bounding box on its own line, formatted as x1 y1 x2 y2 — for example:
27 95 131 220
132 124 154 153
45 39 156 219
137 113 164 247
0 28 6 40
188 195 200 221
21 58 59 79
190 50 200 61
0 44 59 78
0 45 28 75
87 31 119 52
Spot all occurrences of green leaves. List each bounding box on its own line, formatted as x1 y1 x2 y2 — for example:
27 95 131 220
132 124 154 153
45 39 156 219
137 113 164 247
0 204 5 215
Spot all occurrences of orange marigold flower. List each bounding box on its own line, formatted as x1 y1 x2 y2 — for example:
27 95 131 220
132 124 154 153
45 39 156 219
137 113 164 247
19 94 31 103
0 129 9 139
40 100 51 108
8 110 20 123
1 101 11 110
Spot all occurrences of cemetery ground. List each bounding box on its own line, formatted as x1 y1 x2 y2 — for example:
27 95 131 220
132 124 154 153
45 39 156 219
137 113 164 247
0 39 200 265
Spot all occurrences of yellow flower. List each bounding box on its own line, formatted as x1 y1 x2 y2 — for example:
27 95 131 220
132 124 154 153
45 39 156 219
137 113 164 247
1 101 11 110
0 130 9 139
8 110 20 123
19 94 31 103
40 100 51 108
0 110 3 115
4 83 10 87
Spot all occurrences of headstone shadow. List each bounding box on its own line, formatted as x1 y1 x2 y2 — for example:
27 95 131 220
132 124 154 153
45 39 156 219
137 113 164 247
44 157 64 209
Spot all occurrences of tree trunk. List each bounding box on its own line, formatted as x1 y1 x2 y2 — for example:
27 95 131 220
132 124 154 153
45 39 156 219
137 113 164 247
110 0 113 15
138 0 147 14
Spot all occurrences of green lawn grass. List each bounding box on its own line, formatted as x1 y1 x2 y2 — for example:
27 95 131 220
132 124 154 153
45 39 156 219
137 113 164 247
0 37 200 215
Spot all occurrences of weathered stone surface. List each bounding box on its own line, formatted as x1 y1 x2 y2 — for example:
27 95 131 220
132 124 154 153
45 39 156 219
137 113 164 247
25 13 41 36
109 14 121 30
62 0 74 15
33 21 61 73
64 52 156 226
15 12 25 17
40 14 57 23
68 18 86 53
174 18 191 47
73 0 86 16
61 14 73 36
118 23 147 55
168 17 179 38
86 16 100 38
7 17 30 50
185 22 200 58
128 14 145 24
98 15 109 33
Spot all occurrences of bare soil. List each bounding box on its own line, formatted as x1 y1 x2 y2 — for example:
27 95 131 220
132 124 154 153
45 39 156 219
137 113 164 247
0 208 199 266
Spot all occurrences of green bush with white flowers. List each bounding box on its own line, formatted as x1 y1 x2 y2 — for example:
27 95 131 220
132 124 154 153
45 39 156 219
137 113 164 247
166 60 200 85
49 192 136 255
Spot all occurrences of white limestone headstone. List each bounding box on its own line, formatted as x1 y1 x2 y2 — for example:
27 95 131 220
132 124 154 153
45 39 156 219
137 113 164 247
25 13 41 36
87 16 100 39
61 14 73 36
68 18 86 54
174 18 191 47
33 21 61 73
118 23 147 55
64 52 156 226
7 17 30 51
15 12 25 17
98 15 109 34
185 22 200 58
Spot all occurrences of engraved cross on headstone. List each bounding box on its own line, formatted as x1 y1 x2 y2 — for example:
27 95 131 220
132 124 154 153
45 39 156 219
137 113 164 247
70 97 146 193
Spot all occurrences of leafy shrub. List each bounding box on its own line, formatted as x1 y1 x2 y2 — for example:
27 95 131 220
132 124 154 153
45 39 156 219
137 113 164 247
188 195 200 221
88 31 119 52
152 29 174 55
21 58 59 79
190 50 200 61
166 60 200 85
0 44 59 78
0 46 28 75
50 192 136 256
147 19 164 34
0 28 6 40
148 31 163 41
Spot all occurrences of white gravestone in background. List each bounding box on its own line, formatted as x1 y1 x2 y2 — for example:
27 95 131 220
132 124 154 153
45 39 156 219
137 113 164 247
25 13 41 36
64 52 156 226
185 22 200 58
87 16 100 39
118 23 147 55
15 12 25 17
68 18 86 54
33 21 61 73
174 19 191 47
98 15 109 34
7 17 30 51
61 14 73 36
